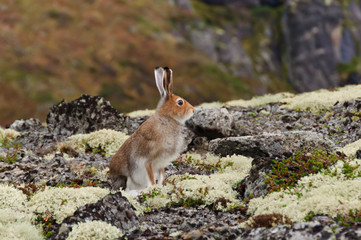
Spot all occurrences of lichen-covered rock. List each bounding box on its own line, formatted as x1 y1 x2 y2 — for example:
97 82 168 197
0 150 110 188
209 131 335 158
8 118 46 132
237 220 361 240
122 116 148 135
52 192 138 239
187 107 234 139
46 94 124 136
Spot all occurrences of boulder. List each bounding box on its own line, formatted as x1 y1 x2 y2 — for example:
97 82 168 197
237 219 361 240
187 107 234 139
209 131 335 158
46 94 124 136
8 118 46 132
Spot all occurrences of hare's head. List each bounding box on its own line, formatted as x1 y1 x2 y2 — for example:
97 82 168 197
154 66 194 124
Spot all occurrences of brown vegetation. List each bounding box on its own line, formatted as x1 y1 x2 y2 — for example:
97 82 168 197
0 0 250 126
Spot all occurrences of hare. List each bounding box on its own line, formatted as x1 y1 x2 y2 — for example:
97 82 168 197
109 66 195 193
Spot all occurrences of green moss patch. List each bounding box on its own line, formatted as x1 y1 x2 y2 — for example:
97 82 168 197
265 151 348 193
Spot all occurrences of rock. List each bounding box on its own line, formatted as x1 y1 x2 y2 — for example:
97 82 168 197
52 192 138 239
8 118 46 132
209 131 335 158
0 150 110 188
46 94 124 136
187 107 234 139
283 0 342 92
237 157 274 198
237 221 338 240
122 116 148 135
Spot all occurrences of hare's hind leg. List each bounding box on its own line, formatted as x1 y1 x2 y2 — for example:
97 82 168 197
110 174 127 190
145 162 156 185
154 168 165 185
126 158 153 191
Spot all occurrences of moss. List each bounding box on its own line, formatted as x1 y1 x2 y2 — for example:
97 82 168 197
66 220 123 240
265 151 348 193
201 63 248 94
190 0 241 26
244 213 292 228
0 128 21 149
0 151 18 164
335 209 361 226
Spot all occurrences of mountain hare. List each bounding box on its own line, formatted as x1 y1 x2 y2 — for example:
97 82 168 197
109 66 195 192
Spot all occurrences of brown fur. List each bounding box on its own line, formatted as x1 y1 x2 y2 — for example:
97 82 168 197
109 67 194 191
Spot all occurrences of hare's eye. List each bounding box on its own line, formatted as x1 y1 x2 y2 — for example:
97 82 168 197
176 99 184 106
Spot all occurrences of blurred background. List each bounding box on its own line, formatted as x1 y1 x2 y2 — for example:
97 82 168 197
1 0 361 127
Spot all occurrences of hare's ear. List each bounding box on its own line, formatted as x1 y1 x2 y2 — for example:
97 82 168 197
163 66 173 97
154 67 166 98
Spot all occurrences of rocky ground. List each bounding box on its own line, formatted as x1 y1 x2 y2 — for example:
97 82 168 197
1 90 361 239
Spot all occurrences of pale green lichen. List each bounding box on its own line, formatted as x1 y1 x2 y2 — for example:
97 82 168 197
247 156 361 222
66 220 122 240
202 85 361 114
0 185 42 240
28 187 109 223
181 153 252 173
0 128 20 139
132 154 252 212
0 184 28 209
198 101 224 109
281 85 361 113
226 92 295 108
127 109 155 117
67 129 129 156
0 220 43 240
338 139 361 157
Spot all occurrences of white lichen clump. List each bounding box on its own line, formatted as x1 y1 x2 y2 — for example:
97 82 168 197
281 85 361 113
0 219 43 240
0 128 20 140
129 154 253 213
0 184 28 209
28 187 109 223
127 109 156 117
202 85 361 113
338 139 361 157
226 92 295 108
67 129 129 156
247 157 361 222
66 220 123 240
0 185 43 240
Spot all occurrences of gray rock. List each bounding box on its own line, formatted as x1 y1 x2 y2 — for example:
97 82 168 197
46 94 124 136
8 118 46 132
283 0 342 92
209 131 335 158
237 220 361 240
187 107 234 139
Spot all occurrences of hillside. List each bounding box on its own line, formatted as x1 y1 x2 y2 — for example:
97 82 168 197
0 0 251 126
1 85 361 239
